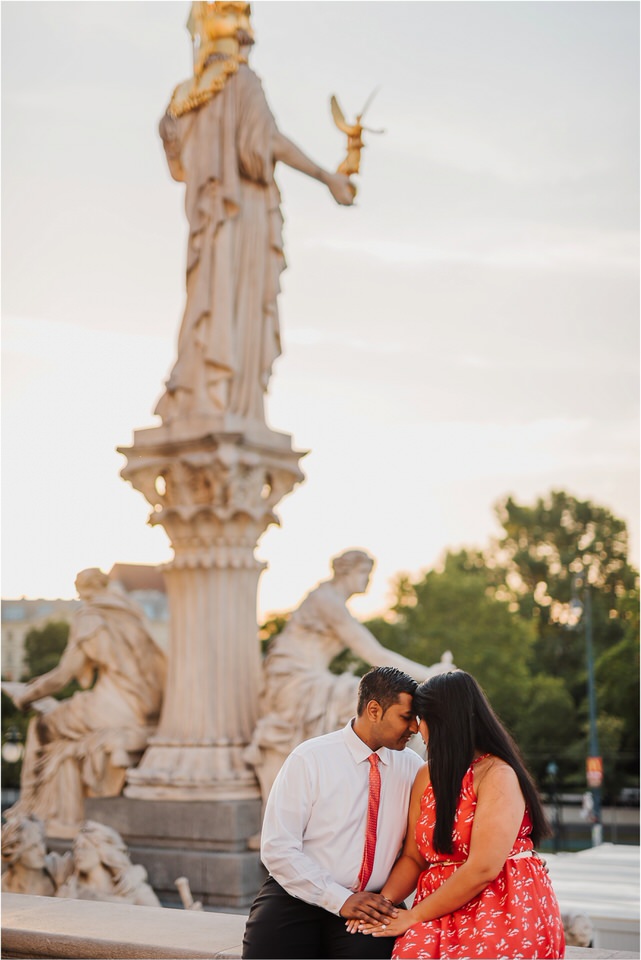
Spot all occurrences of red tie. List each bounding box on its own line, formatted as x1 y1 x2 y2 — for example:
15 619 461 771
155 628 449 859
358 753 381 891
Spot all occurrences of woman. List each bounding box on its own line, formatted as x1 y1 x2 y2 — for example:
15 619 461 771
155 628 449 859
354 671 565 959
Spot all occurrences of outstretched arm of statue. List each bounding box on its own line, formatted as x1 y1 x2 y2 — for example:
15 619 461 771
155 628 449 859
272 131 355 205
11 641 87 711
328 600 448 682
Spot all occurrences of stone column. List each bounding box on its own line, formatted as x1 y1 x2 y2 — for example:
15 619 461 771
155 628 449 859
117 423 304 801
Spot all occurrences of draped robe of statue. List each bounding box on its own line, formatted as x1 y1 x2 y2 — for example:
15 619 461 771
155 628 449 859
155 64 285 422
244 575 453 807
8 588 167 836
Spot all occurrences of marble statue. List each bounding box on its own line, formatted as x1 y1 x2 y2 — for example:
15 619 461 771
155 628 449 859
56 820 160 906
244 550 454 813
562 913 594 948
1 815 72 896
153 1 355 427
176 875 203 910
5 569 167 837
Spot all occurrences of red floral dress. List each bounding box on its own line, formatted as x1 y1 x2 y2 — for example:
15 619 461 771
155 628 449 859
392 755 565 959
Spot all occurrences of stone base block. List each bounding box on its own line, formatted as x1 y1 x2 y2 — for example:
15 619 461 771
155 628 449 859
82 796 265 908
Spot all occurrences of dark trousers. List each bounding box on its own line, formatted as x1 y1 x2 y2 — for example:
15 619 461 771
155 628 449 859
242 875 395 959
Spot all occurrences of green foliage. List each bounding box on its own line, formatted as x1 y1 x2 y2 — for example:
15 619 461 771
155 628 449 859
23 621 70 679
495 490 634 610
510 675 578 783
259 613 289 656
595 626 640 761
328 648 369 677
367 550 535 735
492 490 639 784
494 490 636 672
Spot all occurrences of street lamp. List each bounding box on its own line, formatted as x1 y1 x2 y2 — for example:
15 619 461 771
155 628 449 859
546 760 562 852
1 726 24 765
568 570 603 847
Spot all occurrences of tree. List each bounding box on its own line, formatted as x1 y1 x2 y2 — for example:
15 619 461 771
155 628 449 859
595 591 640 771
493 491 639 785
366 550 536 737
23 620 70 679
510 675 579 784
259 613 289 656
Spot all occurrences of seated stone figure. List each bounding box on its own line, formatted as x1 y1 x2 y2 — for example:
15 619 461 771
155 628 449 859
56 820 160 906
1 814 72 896
244 549 453 816
5 569 167 837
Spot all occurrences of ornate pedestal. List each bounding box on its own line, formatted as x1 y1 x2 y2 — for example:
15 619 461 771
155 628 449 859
118 419 304 802
106 420 302 905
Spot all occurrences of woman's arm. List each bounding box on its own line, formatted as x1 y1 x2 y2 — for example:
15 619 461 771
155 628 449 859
346 766 429 934
365 760 526 939
380 766 429 905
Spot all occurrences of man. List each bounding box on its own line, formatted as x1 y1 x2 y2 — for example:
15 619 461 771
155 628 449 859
242 666 423 959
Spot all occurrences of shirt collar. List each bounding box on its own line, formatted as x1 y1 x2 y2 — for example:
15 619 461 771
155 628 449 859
341 719 390 766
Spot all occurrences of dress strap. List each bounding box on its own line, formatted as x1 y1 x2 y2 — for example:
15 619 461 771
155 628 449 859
472 752 492 765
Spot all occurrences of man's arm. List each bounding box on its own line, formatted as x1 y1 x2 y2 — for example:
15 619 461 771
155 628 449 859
271 132 355 206
261 752 397 922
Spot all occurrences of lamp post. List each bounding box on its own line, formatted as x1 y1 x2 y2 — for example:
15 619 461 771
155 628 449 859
546 760 562 852
1 726 24 765
569 570 603 847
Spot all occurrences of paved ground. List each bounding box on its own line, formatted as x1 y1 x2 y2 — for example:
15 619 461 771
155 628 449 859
545 843 639 953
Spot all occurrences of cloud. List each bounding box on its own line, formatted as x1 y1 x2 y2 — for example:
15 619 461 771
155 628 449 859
306 228 638 272
284 326 404 355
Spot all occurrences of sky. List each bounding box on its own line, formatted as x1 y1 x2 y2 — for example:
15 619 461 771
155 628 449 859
2 1 639 621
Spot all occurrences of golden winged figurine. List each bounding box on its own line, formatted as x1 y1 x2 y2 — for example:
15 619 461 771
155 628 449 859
330 88 384 177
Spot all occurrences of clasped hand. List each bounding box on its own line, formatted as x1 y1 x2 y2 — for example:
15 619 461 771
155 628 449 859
339 891 398 926
346 909 417 938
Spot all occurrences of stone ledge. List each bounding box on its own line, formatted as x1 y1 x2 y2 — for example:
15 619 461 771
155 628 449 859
2 894 639 960
2 895 245 959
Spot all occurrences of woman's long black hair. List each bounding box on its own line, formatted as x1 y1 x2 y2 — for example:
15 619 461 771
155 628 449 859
414 671 550 854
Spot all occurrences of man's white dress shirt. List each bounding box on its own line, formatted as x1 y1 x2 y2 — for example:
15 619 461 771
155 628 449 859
261 721 424 916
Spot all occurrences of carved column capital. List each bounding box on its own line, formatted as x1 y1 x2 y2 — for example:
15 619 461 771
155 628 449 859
118 430 305 563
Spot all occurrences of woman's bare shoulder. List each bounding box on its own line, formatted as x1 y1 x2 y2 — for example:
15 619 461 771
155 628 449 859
474 755 519 795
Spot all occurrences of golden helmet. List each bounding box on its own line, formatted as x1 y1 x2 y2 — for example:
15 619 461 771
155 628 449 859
188 2 253 50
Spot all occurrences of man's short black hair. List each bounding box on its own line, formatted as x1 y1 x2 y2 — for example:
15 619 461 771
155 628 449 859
356 666 418 716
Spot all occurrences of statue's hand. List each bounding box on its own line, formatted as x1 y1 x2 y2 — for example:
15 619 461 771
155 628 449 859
1 681 30 712
431 651 454 675
326 172 356 206
12 691 31 712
